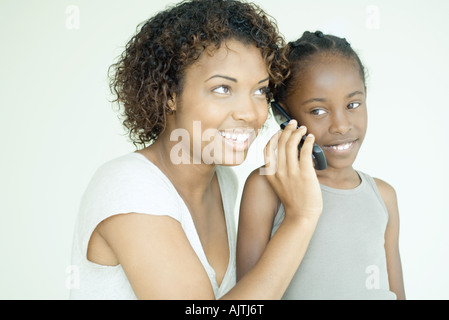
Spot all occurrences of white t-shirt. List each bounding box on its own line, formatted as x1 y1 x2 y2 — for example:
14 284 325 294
70 152 238 299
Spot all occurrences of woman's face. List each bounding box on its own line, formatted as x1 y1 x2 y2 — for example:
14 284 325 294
167 39 270 166
285 55 367 171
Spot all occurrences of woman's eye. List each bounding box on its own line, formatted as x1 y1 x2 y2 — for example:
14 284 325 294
212 86 231 95
311 109 326 116
347 102 360 109
255 86 269 96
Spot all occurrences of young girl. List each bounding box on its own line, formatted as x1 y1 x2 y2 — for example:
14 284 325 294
237 31 405 299
70 1 322 299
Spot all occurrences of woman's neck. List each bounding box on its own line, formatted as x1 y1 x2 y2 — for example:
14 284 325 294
137 134 217 206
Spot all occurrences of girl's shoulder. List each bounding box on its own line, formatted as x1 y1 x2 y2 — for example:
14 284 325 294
244 167 277 198
372 177 397 204
241 167 280 219
356 171 397 204
371 176 399 220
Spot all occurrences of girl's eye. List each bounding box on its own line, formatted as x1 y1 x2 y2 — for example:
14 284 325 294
212 86 231 95
347 102 360 110
311 108 327 116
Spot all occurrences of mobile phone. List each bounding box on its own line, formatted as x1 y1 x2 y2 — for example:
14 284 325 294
271 101 327 170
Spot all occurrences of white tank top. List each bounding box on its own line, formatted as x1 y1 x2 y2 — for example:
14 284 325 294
70 153 238 299
272 171 397 300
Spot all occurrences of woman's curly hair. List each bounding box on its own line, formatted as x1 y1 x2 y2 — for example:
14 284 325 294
109 0 289 147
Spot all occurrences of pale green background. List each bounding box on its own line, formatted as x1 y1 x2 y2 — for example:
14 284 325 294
1 0 448 299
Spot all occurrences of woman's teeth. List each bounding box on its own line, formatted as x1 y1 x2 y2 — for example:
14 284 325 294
219 131 250 143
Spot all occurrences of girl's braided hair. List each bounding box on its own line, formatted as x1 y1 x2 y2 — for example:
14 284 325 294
275 30 366 104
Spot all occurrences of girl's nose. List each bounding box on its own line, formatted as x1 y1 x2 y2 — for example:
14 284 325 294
329 110 352 135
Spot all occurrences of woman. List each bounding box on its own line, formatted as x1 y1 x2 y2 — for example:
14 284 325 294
70 0 322 299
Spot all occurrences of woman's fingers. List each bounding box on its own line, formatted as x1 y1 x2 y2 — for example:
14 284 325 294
264 121 316 176
276 120 296 172
285 125 307 173
262 122 322 217
263 130 281 176
264 120 319 180
298 133 315 172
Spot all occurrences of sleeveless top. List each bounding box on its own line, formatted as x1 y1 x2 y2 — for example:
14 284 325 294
70 153 238 299
272 171 397 300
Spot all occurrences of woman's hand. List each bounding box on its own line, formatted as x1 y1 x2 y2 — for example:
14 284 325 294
262 120 322 220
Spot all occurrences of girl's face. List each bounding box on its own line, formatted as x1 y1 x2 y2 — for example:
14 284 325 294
285 55 367 171
167 39 269 166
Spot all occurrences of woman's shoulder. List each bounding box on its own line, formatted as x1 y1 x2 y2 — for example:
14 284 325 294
96 152 160 176
91 152 171 189
82 153 178 211
77 153 182 238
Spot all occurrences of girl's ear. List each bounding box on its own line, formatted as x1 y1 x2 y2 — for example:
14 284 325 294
278 101 291 115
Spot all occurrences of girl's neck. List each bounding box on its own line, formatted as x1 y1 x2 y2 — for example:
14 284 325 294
316 166 361 190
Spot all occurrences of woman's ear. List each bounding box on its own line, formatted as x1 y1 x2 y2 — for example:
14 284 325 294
167 93 177 113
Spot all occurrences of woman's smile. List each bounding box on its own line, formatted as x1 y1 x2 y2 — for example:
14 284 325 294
218 128 256 151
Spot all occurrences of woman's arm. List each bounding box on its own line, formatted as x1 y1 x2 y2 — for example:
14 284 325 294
95 122 322 299
230 123 323 299
375 178 406 300
96 213 216 299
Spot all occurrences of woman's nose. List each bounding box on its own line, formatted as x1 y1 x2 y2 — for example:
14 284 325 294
231 97 265 124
